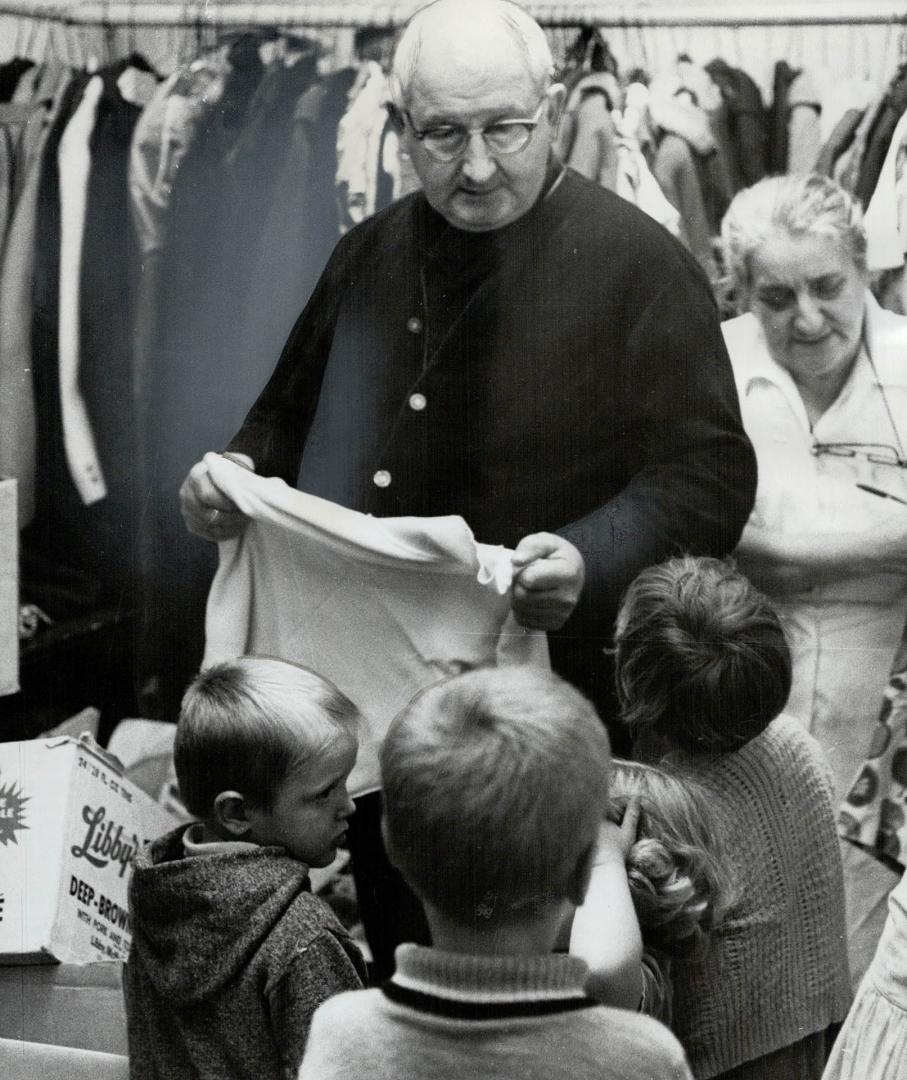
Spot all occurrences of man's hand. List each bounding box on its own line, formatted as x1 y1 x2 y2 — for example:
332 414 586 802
510 532 585 630
179 456 249 542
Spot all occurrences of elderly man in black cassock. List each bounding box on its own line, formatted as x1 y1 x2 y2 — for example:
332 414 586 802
180 0 756 977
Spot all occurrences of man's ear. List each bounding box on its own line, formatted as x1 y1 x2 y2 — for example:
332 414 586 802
386 101 406 135
212 791 253 839
546 82 568 133
566 838 597 907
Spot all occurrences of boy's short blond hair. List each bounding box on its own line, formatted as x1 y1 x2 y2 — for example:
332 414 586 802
175 657 358 818
380 666 611 925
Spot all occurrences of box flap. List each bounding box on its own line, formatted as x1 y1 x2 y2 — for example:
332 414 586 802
41 735 125 778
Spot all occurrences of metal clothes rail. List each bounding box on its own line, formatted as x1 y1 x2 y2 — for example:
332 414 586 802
0 0 904 28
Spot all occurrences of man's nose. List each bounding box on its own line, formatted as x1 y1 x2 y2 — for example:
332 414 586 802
460 132 497 184
338 792 356 819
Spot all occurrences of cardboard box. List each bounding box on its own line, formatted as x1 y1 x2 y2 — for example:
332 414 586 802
0 735 176 964
0 962 127 1053
0 1036 128 1079
0 478 17 697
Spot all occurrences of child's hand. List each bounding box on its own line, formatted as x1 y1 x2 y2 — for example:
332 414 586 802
592 797 640 867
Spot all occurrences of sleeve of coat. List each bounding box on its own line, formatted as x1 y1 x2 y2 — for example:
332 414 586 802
267 926 368 1080
558 270 757 633
225 225 362 484
651 134 715 278
786 71 822 175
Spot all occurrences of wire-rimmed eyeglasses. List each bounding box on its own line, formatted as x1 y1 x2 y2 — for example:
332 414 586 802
811 442 907 468
404 100 547 163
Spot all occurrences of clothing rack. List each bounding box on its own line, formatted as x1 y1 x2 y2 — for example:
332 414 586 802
0 0 905 28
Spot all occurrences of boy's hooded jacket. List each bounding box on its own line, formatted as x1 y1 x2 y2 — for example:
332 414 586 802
124 825 366 1080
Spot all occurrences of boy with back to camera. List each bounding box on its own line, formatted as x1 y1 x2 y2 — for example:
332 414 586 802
299 666 693 1080
124 657 367 1080
614 556 851 1080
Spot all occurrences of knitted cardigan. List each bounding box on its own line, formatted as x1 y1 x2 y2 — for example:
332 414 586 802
658 715 852 1078
299 943 692 1080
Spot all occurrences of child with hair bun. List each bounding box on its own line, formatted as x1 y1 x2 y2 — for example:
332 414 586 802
571 758 733 1024
614 555 851 1080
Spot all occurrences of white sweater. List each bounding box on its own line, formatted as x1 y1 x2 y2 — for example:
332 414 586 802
299 943 692 1080
202 454 549 796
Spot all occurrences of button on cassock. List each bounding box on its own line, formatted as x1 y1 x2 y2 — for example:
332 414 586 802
406 317 422 334
408 393 427 411
373 470 392 488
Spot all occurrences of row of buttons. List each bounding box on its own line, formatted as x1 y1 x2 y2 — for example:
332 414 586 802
407 314 426 412
373 318 427 488
373 392 426 488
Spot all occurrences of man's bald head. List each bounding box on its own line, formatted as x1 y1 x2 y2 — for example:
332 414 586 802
390 0 554 108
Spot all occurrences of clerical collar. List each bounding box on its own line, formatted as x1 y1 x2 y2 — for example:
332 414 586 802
421 156 572 260
543 158 568 201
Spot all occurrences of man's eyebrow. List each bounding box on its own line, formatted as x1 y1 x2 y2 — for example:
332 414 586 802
419 116 460 128
415 103 530 127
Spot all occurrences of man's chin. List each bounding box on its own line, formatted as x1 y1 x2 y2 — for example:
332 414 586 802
445 192 516 232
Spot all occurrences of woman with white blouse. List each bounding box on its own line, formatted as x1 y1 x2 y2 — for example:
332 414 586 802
720 173 907 801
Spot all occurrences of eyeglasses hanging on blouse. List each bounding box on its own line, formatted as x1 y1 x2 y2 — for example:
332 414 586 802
811 442 907 468
807 327 907 510
811 333 907 480
812 337 907 506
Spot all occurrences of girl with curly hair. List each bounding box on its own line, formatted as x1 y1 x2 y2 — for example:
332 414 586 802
571 758 733 1026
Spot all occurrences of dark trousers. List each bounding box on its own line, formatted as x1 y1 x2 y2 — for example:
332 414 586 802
347 791 431 983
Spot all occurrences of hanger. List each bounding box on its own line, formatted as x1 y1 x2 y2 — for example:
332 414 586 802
194 0 206 58
19 13 45 66
283 32 319 52
176 0 193 66
102 0 118 70
126 0 138 56
123 51 161 77
52 16 74 69
276 31 321 70
353 26 396 72
12 12 26 59
83 2 102 74
71 17 87 72
563 26 617 77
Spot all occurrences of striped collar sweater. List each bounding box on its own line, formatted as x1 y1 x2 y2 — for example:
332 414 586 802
298 943 692 1079
656 715 852 1078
